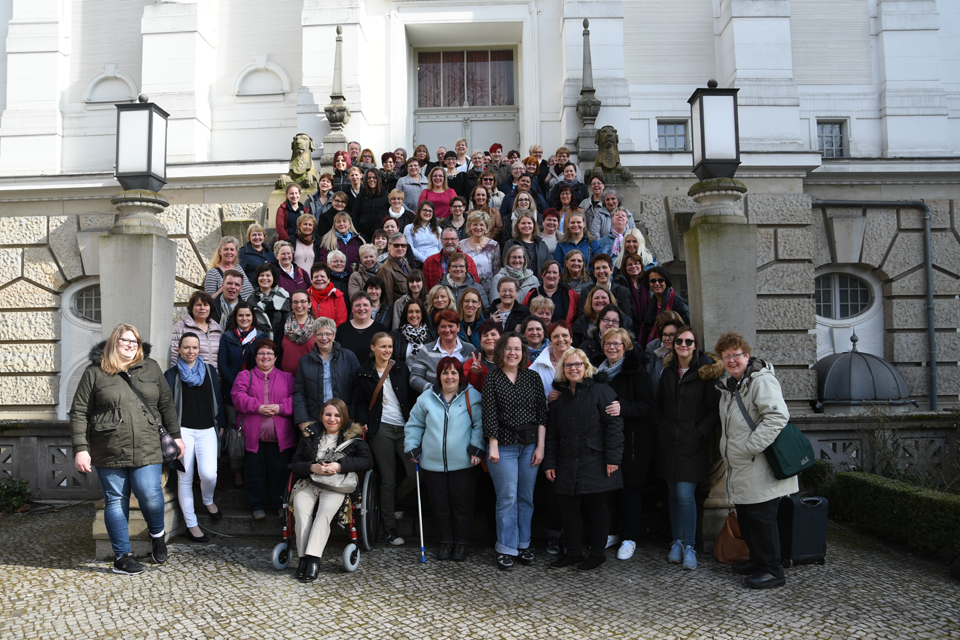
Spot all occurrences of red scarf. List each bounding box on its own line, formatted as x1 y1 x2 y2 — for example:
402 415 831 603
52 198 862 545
309 281 336 314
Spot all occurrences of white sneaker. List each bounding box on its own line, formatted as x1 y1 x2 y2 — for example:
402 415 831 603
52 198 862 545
616 540 636 560
605 534 620 549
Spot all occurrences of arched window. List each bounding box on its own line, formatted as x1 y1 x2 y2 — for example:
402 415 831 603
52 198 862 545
814 268 883 360
815 272 871 320
72 284 101 323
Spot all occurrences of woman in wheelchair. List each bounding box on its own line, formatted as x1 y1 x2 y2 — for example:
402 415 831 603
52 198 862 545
289 398 373 581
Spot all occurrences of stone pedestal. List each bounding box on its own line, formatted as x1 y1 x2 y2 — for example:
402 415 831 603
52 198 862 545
683 180 756 550
94 467 184 560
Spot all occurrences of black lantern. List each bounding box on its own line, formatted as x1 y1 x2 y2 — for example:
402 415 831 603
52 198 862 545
115 95 169 192
688 80 740 181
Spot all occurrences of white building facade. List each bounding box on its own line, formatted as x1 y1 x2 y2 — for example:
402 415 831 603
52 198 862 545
0 0 956 436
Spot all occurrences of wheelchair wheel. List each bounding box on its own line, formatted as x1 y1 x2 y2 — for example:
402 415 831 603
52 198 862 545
359 469 381 552
342 543 360 572
271 542 290 571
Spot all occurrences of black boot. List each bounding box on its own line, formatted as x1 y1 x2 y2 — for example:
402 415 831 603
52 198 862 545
295 557 309 579
301 557 321 582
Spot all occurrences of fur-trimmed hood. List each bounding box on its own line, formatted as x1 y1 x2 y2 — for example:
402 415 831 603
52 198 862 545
662 350 724 381
88 340 154 366
302 420 364 443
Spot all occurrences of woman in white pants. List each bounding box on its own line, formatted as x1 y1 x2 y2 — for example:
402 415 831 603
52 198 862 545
288 398 374 582
163 333 227 542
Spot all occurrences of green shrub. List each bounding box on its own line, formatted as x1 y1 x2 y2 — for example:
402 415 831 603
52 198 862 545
0 477 31 514
825 471 960 558
799 459 834 496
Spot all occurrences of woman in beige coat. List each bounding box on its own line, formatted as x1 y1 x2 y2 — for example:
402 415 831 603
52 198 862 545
715 331 797 591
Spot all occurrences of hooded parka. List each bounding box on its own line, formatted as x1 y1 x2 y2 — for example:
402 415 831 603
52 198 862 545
404 382 485 473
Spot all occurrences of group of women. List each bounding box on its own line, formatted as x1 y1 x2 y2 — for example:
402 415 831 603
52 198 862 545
68 142 793 589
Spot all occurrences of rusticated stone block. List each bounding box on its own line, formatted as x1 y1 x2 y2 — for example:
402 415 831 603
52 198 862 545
187 204 223 267
0 216 46 244
931 232 960 276
879 232 924 279
755 333 817 366
0 374 58 405
772 368 817 401
883 267 960 296
898 364 960 397
0 279 59 308
884 331 959 363
0 310 60 340
757 228 775 267
222 203 265 222
637 195 674 264
23 247 66 291
158 204 188 235
0 343 59 373
883 299 958 330
0 248 21 287
176 238 206 288
78 214 116 230
811 207 833 269
222 220 253 244
758 263 815 295
757 298 816 331
48 216 84 280
745 194 812 225
899 200 951 231
860 208 897 269
777 227 813 260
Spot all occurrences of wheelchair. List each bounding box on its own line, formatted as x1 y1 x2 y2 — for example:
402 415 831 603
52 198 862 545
271 467 381 573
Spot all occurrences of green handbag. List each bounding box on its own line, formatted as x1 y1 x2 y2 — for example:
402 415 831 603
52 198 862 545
734 391 814 480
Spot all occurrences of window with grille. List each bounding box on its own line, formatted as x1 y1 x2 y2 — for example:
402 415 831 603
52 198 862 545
817 122 844 158
815 273 870 319
417 50 515 108
658 122 687 152
73 284 101 323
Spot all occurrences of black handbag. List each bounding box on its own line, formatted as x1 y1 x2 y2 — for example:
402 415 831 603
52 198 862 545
119 371 184 470
224 415 245 460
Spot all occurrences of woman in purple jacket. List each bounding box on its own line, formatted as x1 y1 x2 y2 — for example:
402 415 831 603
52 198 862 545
231 338 298 520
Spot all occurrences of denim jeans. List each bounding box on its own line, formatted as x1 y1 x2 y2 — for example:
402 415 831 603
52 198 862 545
666 480 697 548
96 464 165 559
486 442 539 555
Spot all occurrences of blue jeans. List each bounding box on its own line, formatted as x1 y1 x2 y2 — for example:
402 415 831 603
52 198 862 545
666 480 697 548
96 465 165 559
486 443 539 555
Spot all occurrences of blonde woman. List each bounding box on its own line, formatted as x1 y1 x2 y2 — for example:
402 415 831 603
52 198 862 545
239 223 275 282
318 211 364 270
418 166 458 219
458 211 500 299
348 244 380 298
204 236 254 300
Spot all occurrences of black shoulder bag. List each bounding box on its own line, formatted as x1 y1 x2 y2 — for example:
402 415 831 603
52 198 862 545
119 371 183 469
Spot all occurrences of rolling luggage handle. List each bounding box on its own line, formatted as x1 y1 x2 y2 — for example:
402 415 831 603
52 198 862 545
794 492 823 509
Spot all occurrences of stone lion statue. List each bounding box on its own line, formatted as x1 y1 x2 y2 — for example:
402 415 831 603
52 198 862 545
591 125 631 183
275 133 320 192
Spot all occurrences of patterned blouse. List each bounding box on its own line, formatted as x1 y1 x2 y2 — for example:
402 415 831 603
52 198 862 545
481 367 548 445
458 238 500 301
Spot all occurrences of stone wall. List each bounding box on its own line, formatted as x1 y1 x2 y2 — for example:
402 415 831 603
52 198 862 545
0 203 265 419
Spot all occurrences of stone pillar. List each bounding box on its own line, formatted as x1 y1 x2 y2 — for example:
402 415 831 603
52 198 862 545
876 0 949 156
576 19 601 165
683 178 756 550
140 0 217 163
94 190 183 558
0 0 70 174
320 25 352 169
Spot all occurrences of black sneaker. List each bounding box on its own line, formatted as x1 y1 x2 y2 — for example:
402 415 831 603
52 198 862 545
517 548 535 565
151 535 167 564
385 528 405 546
497 554 514 571
438 542 453 560
546 536 561 555
577 555 606 571
550 555 578 569
451 544 467 561
113 553 146 575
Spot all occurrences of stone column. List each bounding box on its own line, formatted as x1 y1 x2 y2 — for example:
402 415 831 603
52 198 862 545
94 190 183 559
683 177 756 551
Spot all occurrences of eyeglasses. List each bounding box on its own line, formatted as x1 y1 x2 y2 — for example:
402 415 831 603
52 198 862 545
482 178 495 182
391 243 408 248
649 278 666 285
504 347 524 353
676 339 696 347
661 333 676 341
118 338 140 346
721 352 746 362
257 352 276 358
449 264 466 270
292 300 310 306
563 361 585 369
603 342 624 349
600 318 619 325
316 332 335 339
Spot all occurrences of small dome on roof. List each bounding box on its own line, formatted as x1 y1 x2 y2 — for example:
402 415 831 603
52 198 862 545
812 333 913 413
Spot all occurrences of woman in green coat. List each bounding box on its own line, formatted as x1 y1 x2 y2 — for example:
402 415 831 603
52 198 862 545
70 324 184 576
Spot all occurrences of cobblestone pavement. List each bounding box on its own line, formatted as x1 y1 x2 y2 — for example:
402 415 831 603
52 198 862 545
1 504 958 640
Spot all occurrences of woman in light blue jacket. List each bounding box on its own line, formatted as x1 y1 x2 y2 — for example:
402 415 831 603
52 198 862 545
404 356 484 562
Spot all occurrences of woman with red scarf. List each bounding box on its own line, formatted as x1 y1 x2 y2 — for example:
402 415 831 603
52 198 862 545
308 263 347 326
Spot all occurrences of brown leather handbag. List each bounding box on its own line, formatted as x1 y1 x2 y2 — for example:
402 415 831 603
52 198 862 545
713 510 751 564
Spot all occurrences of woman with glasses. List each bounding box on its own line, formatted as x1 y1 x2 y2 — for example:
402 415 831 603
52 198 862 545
481 332 548 571
458 212 500 300
545 347 622 571
292 317 360 430
404 201 443 265
572 287 617 347
655 325 722 571
645 310 684 395
440 196 469 239
595 327 655 561
478 171 505 211
440 252 489 309
492 245 539 303
641 266 689 347
456 288 486 350
468 186 504 243
280 289 317 373
579 303 629 366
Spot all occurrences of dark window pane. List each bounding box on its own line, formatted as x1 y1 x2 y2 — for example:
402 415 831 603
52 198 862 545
418 52 441 108
490 50 514 106
466 51 489 107
442 51 464 108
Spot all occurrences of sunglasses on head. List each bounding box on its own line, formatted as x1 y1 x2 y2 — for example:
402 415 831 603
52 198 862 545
676 338 696 347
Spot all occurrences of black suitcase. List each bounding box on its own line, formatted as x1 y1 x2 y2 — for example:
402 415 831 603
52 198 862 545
778 494 828 567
